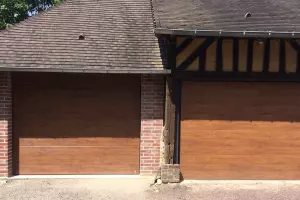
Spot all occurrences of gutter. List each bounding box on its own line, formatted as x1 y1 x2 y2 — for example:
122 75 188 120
0 67 171 74
155 28 300 39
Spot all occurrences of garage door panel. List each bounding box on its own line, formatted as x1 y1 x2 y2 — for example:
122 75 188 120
16 119 140 139
15 96 140 118
182 156 300 179
13 72 140 89
180 165 300 176
19 138 140 147
16 122 140 138
183 82 300 93
182 146 300 155
13 73 141 175
19 147 139 175
182 138 300 148
182 83 300 122
182 121 300 130
183 170 300 180
183 164 300 171
182 112 300 122
182 155 300 165
181 128 300 138
183 97 300 105
182 131 300 150
181 82 300 179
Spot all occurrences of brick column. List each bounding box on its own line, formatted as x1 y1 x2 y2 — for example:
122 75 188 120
0 72 12 177
140 75 164 175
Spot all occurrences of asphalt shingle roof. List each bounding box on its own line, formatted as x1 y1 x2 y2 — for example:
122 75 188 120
0 0 167 73
152 0 300 32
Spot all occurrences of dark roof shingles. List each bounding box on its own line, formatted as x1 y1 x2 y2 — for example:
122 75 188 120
152 0 300 32
0 0 166 71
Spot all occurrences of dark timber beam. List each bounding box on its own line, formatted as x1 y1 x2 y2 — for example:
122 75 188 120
216 38 223 72
164 36 176 164
247 39 254 73
198 44 207 72
176 38 193 55
233 39 239 72
177 38 215 70
163 77 176 164
168 36 177 71
174 71 300 81
174 80 182 164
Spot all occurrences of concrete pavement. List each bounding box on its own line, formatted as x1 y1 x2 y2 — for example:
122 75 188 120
1 178 300 200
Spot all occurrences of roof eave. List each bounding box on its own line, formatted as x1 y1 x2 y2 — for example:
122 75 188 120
0 67 171 74
155 28 300 39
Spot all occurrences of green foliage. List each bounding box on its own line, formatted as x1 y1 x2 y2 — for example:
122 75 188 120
0 0 29 29
54 0 62 5
27 0 62 12
0 0 63 30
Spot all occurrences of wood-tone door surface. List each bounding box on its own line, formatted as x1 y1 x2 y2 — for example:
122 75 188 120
13 73 140 175
181 82 300 180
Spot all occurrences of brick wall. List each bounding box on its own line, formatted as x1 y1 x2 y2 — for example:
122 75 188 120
140 75 164 175
0 72 12 177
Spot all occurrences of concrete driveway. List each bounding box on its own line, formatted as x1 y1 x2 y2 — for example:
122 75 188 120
1 178 300 200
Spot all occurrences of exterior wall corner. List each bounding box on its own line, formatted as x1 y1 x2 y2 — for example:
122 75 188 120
140 74 164 175
0 72 12 177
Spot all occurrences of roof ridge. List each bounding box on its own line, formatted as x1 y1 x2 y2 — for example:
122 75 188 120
149 0 156 28
150 0 161 28
0 0 69 34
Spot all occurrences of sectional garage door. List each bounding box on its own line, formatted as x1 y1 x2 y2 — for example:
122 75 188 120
181 82 300 180
13 73 140 175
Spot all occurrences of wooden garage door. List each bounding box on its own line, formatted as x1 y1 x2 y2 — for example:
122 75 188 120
181 82 300 180
13 73 140 175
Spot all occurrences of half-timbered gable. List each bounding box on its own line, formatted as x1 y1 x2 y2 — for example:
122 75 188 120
154 0 300 182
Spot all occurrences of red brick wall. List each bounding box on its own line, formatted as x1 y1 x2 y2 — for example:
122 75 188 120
140 75 164 175
0 72 12 177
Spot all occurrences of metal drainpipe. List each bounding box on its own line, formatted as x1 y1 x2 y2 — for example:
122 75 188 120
175 80 182 164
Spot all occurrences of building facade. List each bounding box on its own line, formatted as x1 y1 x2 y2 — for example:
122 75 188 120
2 0 300 183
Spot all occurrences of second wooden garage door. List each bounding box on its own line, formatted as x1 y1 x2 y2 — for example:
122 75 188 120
181 82 300 180
13 73 140 175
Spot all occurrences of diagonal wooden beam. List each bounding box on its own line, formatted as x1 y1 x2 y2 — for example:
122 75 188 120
289 40 300 74
176 38 193 55
289 40 300 51
263 39 270 73
177 38 215 70
198 43 208 72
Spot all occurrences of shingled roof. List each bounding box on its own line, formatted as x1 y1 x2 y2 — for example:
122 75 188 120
153 0 300 37
0 0 168 73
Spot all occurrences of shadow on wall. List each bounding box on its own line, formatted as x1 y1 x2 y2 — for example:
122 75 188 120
12 72 142 139
157 36 169 70
181 82 300 122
